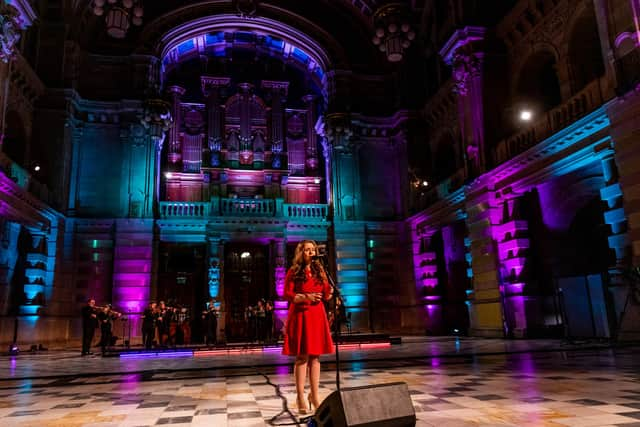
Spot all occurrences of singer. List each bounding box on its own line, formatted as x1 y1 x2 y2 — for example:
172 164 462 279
283 240 334 415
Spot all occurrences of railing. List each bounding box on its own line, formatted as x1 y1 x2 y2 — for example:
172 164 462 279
493 77 606 167
218 198 275 216
160 199 329 221
0 151 53 205
160 198 329 221
159 202 210 218
413 167 466 212
282 203 328 221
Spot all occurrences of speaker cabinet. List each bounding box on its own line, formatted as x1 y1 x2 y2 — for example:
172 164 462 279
314 382 416 427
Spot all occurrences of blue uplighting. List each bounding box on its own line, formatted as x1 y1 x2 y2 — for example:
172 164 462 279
265 36 284 50
292 48 308 62
206 32 225 45
177 39 195 55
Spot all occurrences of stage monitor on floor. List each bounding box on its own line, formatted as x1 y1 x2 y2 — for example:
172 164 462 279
314 382 416 427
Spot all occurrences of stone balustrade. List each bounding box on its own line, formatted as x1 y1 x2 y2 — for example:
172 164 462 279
160 199 328 221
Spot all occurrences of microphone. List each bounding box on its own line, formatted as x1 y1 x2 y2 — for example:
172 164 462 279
312 244 327 261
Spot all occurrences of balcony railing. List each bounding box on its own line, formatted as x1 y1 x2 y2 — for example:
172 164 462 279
160 199 328 221
218 198 275 217
159 202 210 218
493 77 606 167
0 151 53 206
282 204 328 220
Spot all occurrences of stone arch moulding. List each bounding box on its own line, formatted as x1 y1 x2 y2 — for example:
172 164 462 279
510 42 561 101
152 14 343 108
561 0 593 46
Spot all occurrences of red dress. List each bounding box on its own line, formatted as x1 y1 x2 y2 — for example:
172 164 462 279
282 267 334 356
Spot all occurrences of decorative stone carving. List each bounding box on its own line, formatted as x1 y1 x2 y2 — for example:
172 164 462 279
0 3 21 63
140 98 172 150
451 53 481 96
234 0 260 18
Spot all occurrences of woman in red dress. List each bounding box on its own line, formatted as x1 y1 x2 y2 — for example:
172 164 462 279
283 240 334 415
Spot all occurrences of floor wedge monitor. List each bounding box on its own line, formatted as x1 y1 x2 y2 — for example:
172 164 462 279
314 382 416 427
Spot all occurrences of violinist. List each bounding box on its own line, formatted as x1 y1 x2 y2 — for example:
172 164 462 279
97 304 121 355
202 299 219 347
81 298 98 356
141 301 157 349
156 301 171 347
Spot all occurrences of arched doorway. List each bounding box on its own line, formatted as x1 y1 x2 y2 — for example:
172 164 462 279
156 243 207 342
223 243 269 342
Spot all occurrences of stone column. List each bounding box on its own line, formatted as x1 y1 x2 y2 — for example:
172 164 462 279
140 98 172 216
206 236 222 300
66 124 83 216
440 27 487 176
271 238 287 334
0 1 32 148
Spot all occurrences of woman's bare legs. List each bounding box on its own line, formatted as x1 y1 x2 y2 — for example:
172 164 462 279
294 355 309 412
308 356 321 409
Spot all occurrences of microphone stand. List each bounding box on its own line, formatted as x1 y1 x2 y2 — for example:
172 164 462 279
317 256 342 392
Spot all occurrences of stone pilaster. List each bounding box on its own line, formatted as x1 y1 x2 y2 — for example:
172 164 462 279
492 192 532 337
440 26 487 176
270 238 287 333
0 221 20 315
412 227 443 334
464 187 504 337
206 235 224 342
606 93 640 340
111 219 154 341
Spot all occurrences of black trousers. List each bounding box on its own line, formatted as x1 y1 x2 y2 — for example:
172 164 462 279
82 326 95 354
142 326 154 349
100 325 112 353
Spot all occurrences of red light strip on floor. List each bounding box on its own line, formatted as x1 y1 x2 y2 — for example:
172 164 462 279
337 342 391 350
193 342 391 357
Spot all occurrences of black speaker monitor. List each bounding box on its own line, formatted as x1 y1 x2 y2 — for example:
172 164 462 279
315 382 416 427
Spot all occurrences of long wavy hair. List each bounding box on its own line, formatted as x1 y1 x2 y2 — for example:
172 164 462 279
290 240 327 285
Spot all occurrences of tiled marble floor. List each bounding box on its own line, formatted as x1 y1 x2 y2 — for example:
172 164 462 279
1 338 639 426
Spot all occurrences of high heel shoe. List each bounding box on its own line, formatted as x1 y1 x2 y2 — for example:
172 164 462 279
308 393 320 412
297 397 309 415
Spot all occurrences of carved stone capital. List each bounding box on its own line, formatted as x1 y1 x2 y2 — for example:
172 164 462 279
451 53 482 96
0 4 21 64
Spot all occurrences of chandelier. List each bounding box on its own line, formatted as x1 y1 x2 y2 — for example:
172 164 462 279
372 3 415 62
91 0 144 39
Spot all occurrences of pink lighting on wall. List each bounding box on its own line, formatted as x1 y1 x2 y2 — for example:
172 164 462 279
631 0 640 45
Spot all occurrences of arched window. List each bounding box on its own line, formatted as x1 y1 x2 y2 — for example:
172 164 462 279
567 8 605 94
515 50 562 113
